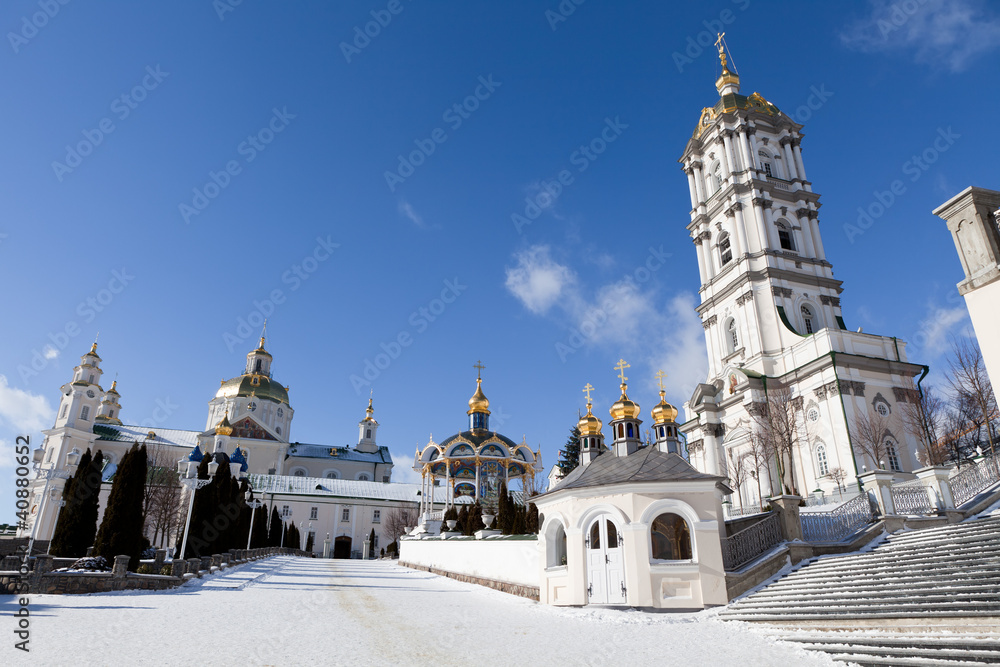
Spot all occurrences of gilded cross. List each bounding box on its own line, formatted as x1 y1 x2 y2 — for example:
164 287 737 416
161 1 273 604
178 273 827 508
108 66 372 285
715 32 725 52
654 369 668 391
474 360 485 379
583 383 594 403
614 359 630 384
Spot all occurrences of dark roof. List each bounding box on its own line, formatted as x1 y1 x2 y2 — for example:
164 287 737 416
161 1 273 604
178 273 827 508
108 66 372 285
285 443 392 464
545 447 726 495
439 430 520 450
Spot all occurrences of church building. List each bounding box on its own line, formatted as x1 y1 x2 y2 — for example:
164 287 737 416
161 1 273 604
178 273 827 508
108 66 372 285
677 41 929 504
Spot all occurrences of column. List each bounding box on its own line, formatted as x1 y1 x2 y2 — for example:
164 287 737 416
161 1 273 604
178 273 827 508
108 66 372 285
738 129 753 174
793 142 809 184
782 140 798 181
734 204 754 255
792 211 815 257
694 239 708 284
722 132 738 174
748 131 761 175
809 216 827 261
728 210 747 259
757 202 777 251
445 462 451 509
702 232 717 280
693 165 707 207
686 169 699 209
475 461 481 501
717 137 731 180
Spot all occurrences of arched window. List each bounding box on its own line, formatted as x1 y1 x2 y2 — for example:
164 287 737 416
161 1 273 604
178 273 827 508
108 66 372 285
719 232 732 265
776 220 795 251
815 443 829 476
293 469 306 477
650 513 693 560
80 406 90 421
726 318 739 354
358 473 371 481
325 470 340 479
618 424 624 438
801 305 816 334
885 440 901 472
255 359 262 373
758 150 773 177
547 522 567 568
60 405 68 419
365 429 372 439
626 423 634 438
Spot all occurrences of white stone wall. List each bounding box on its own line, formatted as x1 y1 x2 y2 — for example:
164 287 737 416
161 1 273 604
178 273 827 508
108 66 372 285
399 537 540 588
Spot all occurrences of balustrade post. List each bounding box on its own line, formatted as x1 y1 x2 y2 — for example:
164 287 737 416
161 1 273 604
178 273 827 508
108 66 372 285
858 470 896 517
768 495 802 541
914 466 955 511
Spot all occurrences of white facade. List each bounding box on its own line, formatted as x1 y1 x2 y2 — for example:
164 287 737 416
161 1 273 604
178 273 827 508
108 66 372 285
935 186 1000 386
677 57 927 502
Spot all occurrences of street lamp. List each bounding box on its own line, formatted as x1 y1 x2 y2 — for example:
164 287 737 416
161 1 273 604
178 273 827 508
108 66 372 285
26 448 72 557
245 488 263 550
178 469 212 561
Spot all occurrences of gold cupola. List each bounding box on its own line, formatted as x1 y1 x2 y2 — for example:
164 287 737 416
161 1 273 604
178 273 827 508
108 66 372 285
609 384 641 420
467 378 490 415
215 411 234 436
651 390 679 424
364 397 375 422
578 401 603 436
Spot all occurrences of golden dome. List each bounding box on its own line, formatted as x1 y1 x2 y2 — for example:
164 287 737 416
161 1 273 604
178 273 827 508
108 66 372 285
216 374 289 405
651 390 679 424
106 380 119 396
467 378 490 415
364 397 375 422
578 402 603 437
215 411 234 436
609 383 640 420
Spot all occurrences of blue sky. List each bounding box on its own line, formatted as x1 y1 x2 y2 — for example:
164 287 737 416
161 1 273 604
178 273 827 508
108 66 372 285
2 0 999 519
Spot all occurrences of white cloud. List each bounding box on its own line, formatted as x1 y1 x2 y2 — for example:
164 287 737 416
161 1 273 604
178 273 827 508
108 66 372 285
398 200 431 230
389 450 422 484
43 346 59 360
840 0 1000 72
647 293 709 406
0 375 54 433
505 245 577 315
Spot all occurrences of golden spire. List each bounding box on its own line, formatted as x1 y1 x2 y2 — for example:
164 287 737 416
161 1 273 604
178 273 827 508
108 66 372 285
714 32 740 95
365 395 375 421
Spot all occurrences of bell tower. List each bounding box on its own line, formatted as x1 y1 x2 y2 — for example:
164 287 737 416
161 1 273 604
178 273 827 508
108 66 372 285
356 397 380 453
679 35 845 381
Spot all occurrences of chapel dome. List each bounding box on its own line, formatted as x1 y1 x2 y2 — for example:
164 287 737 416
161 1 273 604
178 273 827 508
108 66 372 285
467 378 490 415
609 384 640 420
651 390 679 424
577 403 603 437
215 374 290 406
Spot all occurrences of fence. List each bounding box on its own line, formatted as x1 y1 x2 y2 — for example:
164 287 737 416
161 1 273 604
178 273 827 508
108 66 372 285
800 493 874 543
950 455 1000 507
723 502 767 520
721 513 782 571
890 479 935 516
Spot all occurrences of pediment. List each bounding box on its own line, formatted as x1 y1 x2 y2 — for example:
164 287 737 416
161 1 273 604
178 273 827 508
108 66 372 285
230 417 277 441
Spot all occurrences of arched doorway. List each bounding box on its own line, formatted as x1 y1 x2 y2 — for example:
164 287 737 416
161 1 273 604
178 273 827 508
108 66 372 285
585 515 625 604
333 535 352 559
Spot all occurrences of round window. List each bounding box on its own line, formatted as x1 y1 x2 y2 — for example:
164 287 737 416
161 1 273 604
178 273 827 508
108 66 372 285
875 402 889 416
86 390 95 398
807 408 819 422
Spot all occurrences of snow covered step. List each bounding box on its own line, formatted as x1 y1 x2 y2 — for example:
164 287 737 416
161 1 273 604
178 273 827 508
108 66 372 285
789 544 1000 572
754 573 1000 595
767 559 1000 584
772 633 1000 653
731 590 1000 608
792 641 1000 664
744 582 1000 603
721 609 1000 622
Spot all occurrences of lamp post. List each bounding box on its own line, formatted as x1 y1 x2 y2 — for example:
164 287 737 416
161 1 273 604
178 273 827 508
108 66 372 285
178 468 211 561
245 490 263 550
26 447 74 557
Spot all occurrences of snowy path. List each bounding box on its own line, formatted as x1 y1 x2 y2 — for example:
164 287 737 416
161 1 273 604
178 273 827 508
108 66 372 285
3 557 836 666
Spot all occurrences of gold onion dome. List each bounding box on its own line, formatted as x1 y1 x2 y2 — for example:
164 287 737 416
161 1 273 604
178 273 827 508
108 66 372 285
578 402 603 437
106 380 119 396
609 384 641 420
215 411 234 436
467 378 490 415
364 397 375 421
651 390 679 424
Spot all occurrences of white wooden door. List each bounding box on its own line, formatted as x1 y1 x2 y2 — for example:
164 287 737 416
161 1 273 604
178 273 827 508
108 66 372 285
586 516 626 605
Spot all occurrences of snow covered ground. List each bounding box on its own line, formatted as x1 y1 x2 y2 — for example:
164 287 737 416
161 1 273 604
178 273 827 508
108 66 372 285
2 557 838 666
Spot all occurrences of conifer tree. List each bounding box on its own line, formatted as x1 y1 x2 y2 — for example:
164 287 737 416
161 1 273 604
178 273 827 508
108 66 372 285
250 502 269 548
557 425 582 477
94 443 148 570
76 450 105 553
368 528 375 557
525 501 540 535
497 481 512 534
305 532 314 553
267 506 282 546
50 449 93 557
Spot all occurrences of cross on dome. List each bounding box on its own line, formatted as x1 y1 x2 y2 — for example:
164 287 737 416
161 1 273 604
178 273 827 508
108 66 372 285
614 359 630 385
655 369 668 391
583 382 595 404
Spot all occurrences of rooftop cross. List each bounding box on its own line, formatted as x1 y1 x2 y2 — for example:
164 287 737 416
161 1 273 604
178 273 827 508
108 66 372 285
583 382 594 404
614 359 630 385
473 360 485 380
654 369 668 391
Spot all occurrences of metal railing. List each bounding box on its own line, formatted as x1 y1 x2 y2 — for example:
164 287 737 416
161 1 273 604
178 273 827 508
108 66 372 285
890 484 934 515
950 455 1000 506
721 512 782 571
800 493 874 543
723 502 767 519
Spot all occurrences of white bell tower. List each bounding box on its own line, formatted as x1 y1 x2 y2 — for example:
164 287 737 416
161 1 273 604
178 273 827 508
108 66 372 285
356 397 379 453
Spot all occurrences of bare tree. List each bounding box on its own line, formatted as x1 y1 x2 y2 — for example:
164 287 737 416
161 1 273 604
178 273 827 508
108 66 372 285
828 467 848 498
899 383 948 466
947 337 998 472
384 505 418 556
851 408 893 470
725 450 750 511
746 426 771 501
749 383 801 496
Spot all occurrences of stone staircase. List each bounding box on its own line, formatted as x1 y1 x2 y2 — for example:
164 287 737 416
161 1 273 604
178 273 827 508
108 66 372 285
719 514 1000 665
